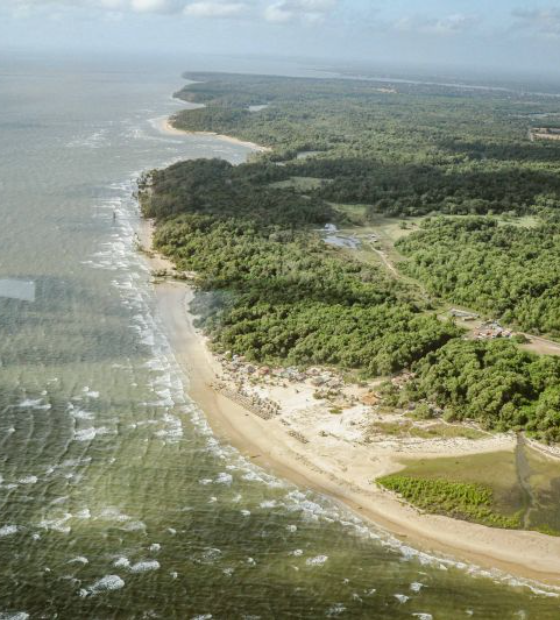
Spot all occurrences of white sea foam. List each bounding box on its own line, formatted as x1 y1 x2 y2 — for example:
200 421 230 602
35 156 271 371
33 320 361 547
67 129 109 150
99 507 131 522
155 414 183 441
70 409 95 421
129 560 160 573
259 500 276 509
17 399 51 411
0 525 19 537
80 574 125 597
215 473 233 485
75 509 91 520
73 426 111 442
121 521 147 532
326 604 346 617
306 555 328 566
82 387 100 398
38 513 72 534
113 557 131 569
68 556 89 565
196 548 222 564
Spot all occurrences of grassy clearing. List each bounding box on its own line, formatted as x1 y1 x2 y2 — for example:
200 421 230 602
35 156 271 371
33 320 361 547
409 423 487 441
495 214 540 229
270 177 330 191
524 448 560 534
377 475 521 529
380 449 560 535
386 451 527 529
364 214 426 243
330 203 369 225
370 420 487 441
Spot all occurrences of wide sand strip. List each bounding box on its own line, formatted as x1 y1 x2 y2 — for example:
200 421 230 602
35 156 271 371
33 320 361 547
160 117 271 153
138 220 560 589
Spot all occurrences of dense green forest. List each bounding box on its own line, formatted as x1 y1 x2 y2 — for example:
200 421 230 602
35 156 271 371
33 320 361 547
143 72 560 440
142 159 458 375
397 217 560 336
174 72 560 217
382 339 560 441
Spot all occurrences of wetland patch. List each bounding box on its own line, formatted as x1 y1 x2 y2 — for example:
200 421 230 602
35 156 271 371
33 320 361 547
379 440 560 535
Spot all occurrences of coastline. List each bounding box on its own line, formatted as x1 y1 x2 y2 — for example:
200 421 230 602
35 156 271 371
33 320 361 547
138 219 560 589
160 117 271 154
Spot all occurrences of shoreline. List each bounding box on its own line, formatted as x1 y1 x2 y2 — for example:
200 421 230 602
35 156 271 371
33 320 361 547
138 219 560 589
160 117 271 154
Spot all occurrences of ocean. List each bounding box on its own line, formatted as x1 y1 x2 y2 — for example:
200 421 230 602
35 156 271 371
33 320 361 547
0 53 559 619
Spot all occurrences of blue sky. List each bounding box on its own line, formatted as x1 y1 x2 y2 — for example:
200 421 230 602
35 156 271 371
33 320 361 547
2 1 560 77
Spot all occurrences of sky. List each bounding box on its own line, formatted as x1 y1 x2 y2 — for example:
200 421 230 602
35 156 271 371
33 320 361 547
2 0 560 78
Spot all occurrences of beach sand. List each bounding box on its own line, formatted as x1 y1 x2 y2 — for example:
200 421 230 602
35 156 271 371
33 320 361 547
139 219 560 588
160 117 271 153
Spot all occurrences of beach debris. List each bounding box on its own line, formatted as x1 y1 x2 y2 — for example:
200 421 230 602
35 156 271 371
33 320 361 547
288 430 309 444
473 320 514 341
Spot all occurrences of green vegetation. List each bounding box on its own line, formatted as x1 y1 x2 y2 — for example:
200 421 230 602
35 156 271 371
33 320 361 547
174 72 560 217
377 475 521 528
377 446 560 534
141 159 458 374
397 217 560 336
370 420 487 440
382 339 560 441
143 71 560 440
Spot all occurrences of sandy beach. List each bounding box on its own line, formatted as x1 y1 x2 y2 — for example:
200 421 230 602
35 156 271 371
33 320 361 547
137 218 560 589
160 117 271 153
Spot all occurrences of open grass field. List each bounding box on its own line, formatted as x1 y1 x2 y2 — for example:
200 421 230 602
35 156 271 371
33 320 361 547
269 176 330 191
381 445 560 534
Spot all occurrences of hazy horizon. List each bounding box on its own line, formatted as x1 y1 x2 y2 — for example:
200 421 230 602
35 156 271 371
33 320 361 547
2 1 560 81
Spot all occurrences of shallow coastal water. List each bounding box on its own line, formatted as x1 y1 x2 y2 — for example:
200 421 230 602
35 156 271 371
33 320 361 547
1 55 560 618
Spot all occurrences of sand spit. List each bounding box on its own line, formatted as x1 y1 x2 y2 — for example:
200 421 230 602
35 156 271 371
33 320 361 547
160 117 271 154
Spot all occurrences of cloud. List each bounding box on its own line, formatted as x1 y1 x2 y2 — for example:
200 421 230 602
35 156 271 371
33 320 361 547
184 1 248 18
131 0 173 11
395 13 481 36
5 0 337 22
511 8 560 38
120 0 187 12
264 0 337 24
7 0 189 15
